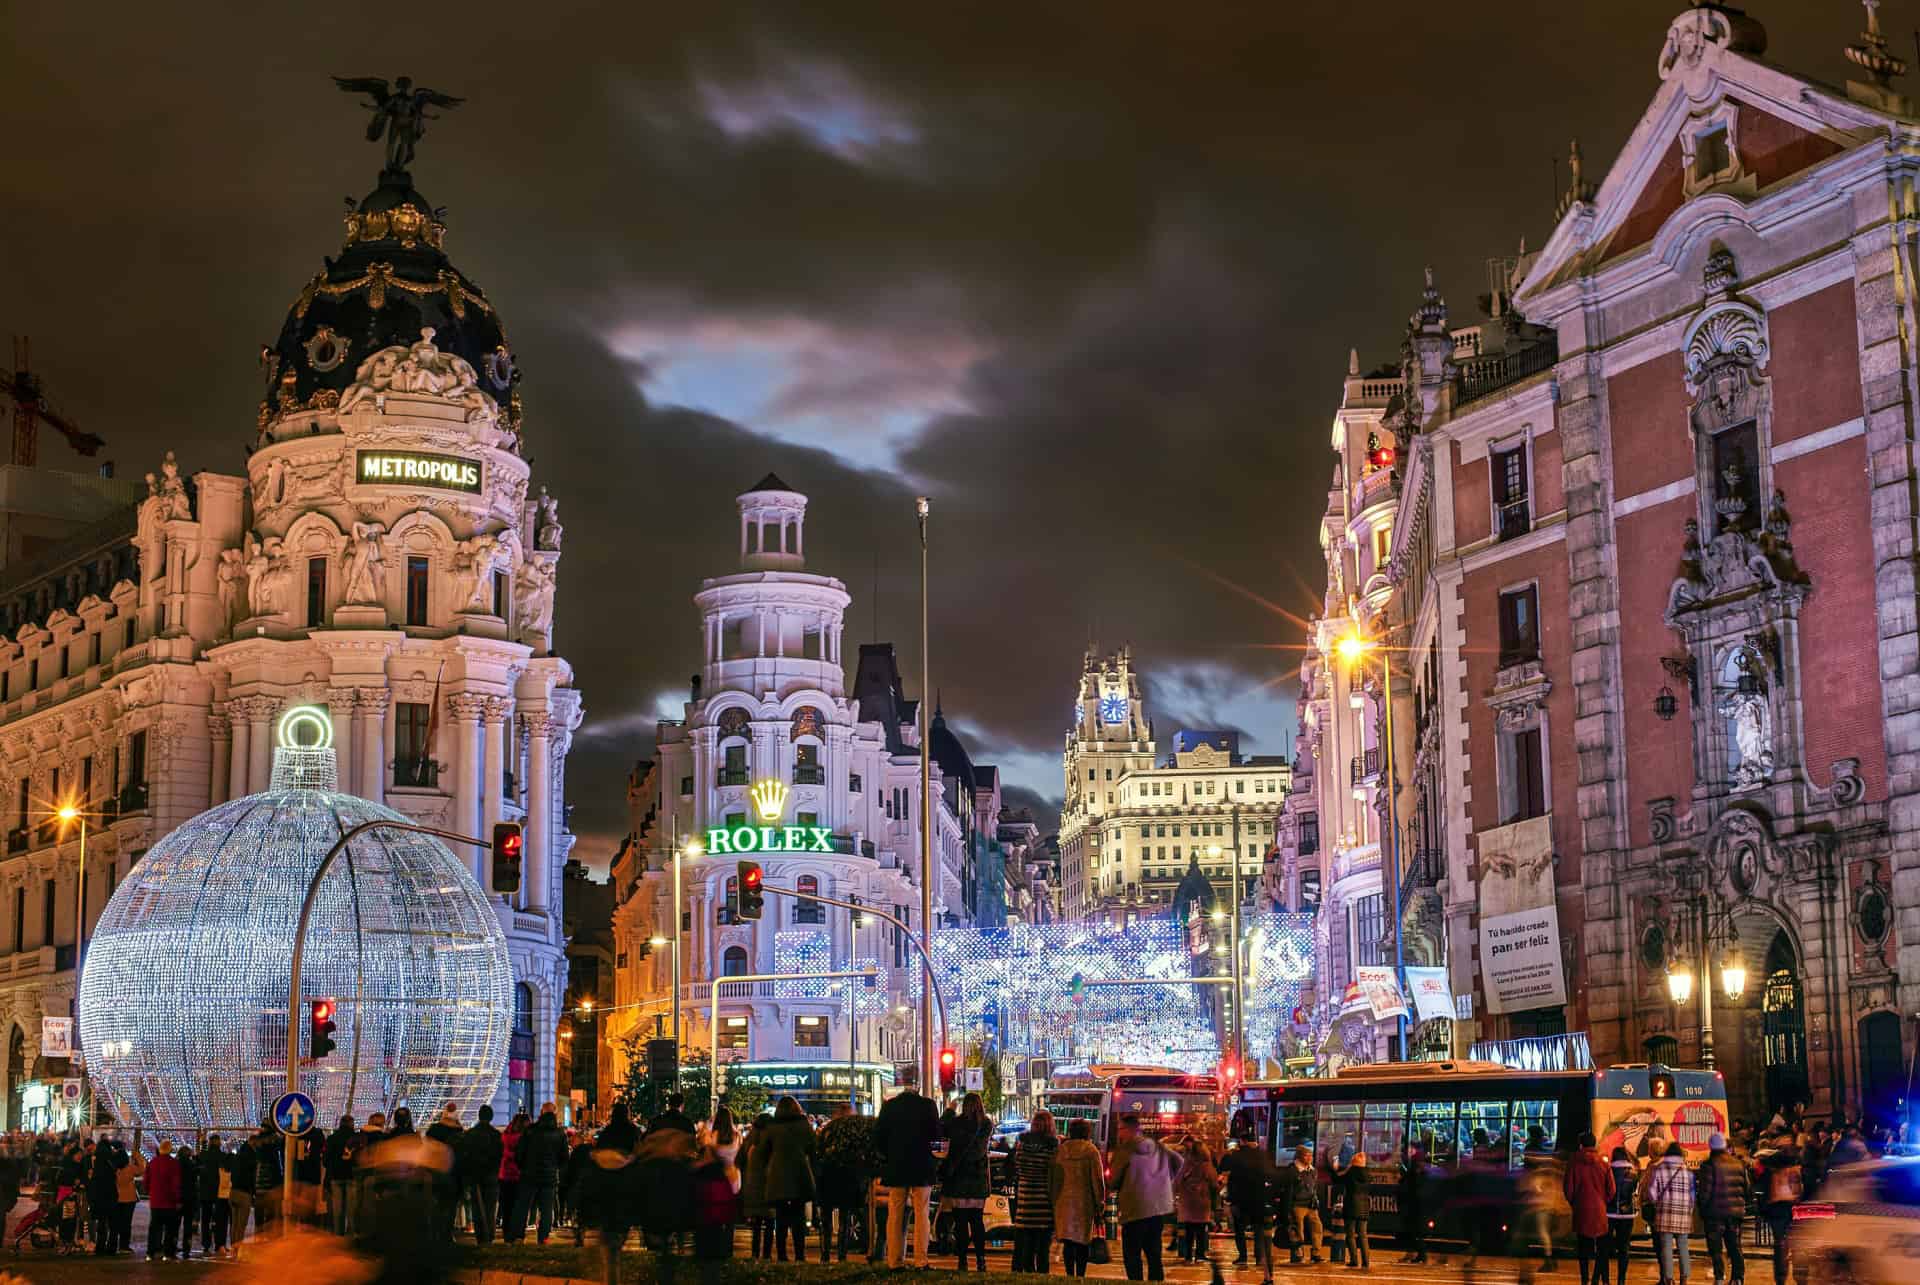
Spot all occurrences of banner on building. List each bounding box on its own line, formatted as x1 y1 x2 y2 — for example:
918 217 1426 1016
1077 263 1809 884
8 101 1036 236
1476 815 1567 1015
1404 966 1454 1022
40 1017 71 1059
1353 966 1409 1020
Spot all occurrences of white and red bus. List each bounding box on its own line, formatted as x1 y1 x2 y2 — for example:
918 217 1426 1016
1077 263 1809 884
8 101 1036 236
1044 1064 1225 1150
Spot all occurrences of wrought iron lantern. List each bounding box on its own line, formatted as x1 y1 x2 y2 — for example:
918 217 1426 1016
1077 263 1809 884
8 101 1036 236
1653 686 1678 721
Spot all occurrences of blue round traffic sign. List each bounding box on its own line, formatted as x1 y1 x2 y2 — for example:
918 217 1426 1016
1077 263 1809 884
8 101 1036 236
272 1090 317 1137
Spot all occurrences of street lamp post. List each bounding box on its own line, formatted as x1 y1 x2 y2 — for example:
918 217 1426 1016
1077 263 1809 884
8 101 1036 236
917 495 935 1097
1209 839 1246 1076
1337 631 1408 1061
1665 889 1746 1070
56 800 89 1125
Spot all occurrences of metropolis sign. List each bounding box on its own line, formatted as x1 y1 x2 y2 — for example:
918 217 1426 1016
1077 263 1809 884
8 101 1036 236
355 449 483 494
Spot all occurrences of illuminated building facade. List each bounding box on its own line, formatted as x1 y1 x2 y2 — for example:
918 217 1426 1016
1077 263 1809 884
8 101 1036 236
0 144 579 1126
1059 647 1289 920
609 478 976 1091
1279 6 1920 1119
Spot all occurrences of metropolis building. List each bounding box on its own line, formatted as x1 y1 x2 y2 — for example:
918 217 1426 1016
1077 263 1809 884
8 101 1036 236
609 478 983 1111
0 144 579 1126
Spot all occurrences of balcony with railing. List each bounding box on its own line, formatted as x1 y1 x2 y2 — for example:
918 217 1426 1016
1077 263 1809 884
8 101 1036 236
1355 466 1399 514
116 782 150 816
1456 337 1558 407
392 757 441 789
1349 748 1381 786
1496 497 1532 542
717 767 749 787
792 765 825 785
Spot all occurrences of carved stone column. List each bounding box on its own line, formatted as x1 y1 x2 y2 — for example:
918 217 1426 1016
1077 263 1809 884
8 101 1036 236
525 710 554 911
243 696 275 791
357 689 390 807
228 711 251 799
327 687 359 795
449 694 489 879
208 711 231 805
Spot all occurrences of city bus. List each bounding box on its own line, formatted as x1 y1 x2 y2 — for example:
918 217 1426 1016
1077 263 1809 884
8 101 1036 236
1229 1060 1728 1238
1043 1064 1225 1149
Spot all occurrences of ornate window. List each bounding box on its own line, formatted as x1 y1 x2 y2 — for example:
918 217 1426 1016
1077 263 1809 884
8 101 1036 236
794 874 824 925
721 945 748 976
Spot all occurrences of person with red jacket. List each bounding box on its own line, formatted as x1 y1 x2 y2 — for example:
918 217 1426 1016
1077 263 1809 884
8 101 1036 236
145 1139 186 1261
1562 1132 1613 1285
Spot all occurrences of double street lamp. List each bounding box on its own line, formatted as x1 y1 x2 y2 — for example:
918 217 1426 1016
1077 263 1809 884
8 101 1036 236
1664 895 1748 1070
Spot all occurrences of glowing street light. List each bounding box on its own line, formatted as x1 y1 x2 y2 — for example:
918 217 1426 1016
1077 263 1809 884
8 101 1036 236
1720 950 1748 1002
1666 962 1695 1007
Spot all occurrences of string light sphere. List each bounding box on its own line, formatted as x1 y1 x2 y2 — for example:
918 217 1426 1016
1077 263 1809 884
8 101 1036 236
78 707 513 1133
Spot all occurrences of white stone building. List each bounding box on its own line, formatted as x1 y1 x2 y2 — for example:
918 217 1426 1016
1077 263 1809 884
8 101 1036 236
609 478 968 1109
0 154 579 1127
1059 646 1289 920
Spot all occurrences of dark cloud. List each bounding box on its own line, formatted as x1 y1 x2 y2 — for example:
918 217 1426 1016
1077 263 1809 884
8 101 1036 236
0 2 1874 866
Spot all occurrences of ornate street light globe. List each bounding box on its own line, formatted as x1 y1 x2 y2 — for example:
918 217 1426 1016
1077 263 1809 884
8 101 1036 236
78 707 512 1133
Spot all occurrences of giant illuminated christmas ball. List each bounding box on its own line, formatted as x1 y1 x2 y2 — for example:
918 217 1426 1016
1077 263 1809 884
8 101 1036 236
78 707 513 1131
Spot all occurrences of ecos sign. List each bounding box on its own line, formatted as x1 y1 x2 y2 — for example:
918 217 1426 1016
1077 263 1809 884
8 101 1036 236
356 449 483 494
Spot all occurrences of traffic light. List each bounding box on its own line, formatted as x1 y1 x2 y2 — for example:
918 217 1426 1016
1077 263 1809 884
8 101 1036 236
646 1037 678 1088
310 998 338 1061
1219 1056 1241 1092
938 1047 958 1093
491 822 524 894
737 861 765 920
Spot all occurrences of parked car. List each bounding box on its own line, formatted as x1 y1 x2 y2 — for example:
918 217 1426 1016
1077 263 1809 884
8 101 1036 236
1792 1155 1920 1285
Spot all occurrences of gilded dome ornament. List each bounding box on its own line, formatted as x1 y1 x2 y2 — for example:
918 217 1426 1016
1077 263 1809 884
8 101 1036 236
304 326 350 372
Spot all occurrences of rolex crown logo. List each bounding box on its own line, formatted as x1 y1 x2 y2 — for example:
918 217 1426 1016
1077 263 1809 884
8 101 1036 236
750 779 789 823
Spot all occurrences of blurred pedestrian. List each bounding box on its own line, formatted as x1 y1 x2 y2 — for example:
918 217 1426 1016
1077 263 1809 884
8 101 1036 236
1051 1117 1107 1278
585 1109 641 1285
1602 1147 1637 1285
1112 1113 1182 1281
498 1110 527 1241
636 1126 700 1285
943 1092 993 1271
1173 1135 1217 1264
1695 1132 1748 1285
1221 1130 1278 1282
324 1115 359 1236
741 1113 775 1258
456 1104 503 1245
1755 1129 1802 1285
1280 1145 1324 1265
356 1115 456 1283
146 1139 184 1260
1397 1133 1432 1264
512 1103 568 1244
763 1095 817 1262
1009 1109 1059 1273
876 1084 941 1269
1564 1132 1612 1285
1645 1141 1695 1285
1335 1150 1371 1272
86 1133 120 1254
649 1092 695 1137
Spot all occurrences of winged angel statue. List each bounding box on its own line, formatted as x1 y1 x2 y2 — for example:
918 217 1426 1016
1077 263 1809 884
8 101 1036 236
333 76 465 172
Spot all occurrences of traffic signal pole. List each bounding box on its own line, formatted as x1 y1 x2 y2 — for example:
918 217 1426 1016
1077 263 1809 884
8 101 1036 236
284 818 490 1235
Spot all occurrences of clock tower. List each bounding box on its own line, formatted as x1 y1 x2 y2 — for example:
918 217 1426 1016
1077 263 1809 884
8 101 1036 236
1059 645 1154 916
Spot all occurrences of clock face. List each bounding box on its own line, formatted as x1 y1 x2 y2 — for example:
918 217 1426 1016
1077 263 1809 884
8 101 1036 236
1099 695 1128 725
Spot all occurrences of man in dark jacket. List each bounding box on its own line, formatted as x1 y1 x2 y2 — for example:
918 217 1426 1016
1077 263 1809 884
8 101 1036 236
86 1137 124 1255
512 1104 570 1244
874 1085 940 1269
1696 1133 1750 1285
424 1104 466 1242
323 1116 360 1236
457 1104 504 1245
226 1134 259 1252
1221 1139 1280 1276
1276 1146 1324 1265
196 1135 229 1259
648 1092 696 1137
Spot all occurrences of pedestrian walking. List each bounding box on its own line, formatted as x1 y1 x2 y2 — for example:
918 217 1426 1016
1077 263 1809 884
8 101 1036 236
942 1092 994 1271
763 1095 817 1262
86 1134 120 1255
584 1109 641 1285
1397 1134 1433 1264
812 1106 869 1262
1010 1109 1059 1273
1695 1132 1749 1285
1051 1117 1107 1278
1221 1131 1279 1283
146 1139 185 1260
1111 1113 1183 1282
425 1103 465 1242
1645 1141 1696 1285
1564 1132 1613 1285
1602 1147 1638 1285
649 1092 696 1137
691 1127 742 1285
511 1103 568 1244
875 1082 941 1269
636 1126 700 1285
741 1113 775 1258
323 1115 359 1236
498 1110 528 1241
1280 1144 1325 1265
1755 1129 1802 1285
1335 1150 1372 1271
196 1134 230 1258
1173 1135 1217 1263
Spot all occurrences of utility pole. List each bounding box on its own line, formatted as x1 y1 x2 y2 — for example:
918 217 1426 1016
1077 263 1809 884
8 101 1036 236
917 496 935 1096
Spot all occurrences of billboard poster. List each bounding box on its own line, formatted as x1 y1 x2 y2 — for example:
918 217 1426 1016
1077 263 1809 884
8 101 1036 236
40 1016 71 1059
1476 816 1567 1015
1353 966 1409 1020
1404 966 1454 1022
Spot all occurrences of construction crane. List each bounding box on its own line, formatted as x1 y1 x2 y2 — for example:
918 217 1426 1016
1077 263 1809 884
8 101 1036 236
5 337 106 467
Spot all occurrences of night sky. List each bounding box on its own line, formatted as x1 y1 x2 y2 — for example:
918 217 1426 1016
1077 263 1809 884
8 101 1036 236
0 3 1883 863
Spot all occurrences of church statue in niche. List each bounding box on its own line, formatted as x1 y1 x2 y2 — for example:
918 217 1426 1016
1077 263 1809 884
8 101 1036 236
1717 647 1773 790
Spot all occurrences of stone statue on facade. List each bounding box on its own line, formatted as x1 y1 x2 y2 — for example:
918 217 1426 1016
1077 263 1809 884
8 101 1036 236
535 487 563 551
514 558 556 648
341 521 388 605
339 328 497 424
332 76 465 173
216 548 244 625
453 533 503 611
146 451 192 520
243 534 288 616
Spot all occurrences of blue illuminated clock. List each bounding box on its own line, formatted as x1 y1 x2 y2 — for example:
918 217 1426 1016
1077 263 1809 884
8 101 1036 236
1099 694 1128 725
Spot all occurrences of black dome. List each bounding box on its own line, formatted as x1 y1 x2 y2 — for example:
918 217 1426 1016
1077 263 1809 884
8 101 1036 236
259 168 518 434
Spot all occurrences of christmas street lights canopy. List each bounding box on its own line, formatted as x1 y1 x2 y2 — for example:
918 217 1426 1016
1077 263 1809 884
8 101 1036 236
77 706 513 1133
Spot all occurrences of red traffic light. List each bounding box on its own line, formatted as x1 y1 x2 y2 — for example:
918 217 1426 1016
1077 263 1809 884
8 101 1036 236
309 997 339 1060
312 998 334 1023
938 1047 958 1091
742 865 762 889
939 1048 957 1069
498 828 523 859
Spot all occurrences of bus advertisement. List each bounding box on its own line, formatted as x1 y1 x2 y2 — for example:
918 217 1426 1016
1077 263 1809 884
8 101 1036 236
1043 1065 1224 1150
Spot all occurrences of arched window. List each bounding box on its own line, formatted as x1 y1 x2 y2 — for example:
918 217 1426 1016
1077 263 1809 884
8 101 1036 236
722 945 749 977
794 874 824 925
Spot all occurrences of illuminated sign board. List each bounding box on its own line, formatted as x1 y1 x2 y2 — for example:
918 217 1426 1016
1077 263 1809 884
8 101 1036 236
355 449 483 494
705 824 833 854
